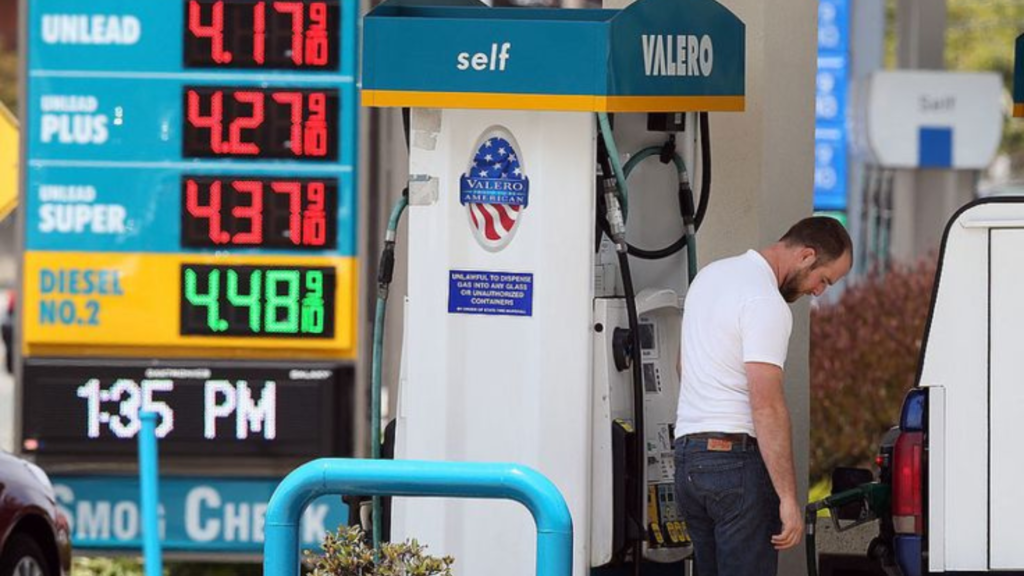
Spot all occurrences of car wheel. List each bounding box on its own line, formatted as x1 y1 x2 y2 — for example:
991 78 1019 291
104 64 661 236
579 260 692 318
0 534 51 576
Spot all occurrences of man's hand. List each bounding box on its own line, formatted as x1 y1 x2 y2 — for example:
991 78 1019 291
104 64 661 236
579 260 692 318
747 361 803 550
771 498 804 550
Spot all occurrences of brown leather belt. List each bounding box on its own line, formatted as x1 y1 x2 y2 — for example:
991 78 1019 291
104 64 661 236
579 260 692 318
680 432 757 449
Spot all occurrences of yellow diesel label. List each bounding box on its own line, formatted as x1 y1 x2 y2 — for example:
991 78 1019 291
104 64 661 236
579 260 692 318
22 252 358 360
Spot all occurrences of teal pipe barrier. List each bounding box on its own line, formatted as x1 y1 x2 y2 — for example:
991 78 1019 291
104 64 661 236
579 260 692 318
264 458 573 576
138 412 162 576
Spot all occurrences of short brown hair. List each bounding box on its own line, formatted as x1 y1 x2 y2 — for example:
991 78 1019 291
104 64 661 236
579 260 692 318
780 216 852 264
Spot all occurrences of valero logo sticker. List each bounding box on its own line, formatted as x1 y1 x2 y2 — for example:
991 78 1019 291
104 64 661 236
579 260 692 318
459 127 529 252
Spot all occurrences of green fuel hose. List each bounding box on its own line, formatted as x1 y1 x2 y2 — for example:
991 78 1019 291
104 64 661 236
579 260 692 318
372 192 409 551
621 145 698 281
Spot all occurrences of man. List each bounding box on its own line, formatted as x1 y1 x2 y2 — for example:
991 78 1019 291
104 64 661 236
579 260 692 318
673 216 852 576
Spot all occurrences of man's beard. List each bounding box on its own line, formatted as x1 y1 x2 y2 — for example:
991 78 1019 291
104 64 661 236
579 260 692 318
779 268 808 303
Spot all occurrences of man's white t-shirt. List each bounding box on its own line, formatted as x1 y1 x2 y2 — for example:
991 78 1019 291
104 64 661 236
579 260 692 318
675 250 793 439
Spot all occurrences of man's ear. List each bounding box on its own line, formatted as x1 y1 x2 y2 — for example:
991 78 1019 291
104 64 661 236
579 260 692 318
798 246 817 267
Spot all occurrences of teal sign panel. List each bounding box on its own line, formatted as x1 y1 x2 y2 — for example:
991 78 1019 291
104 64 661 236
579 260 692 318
25 0 358 255
53 475 350 553
362 0 744 106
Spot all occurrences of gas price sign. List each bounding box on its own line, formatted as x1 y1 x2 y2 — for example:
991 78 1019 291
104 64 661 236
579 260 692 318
21 361 352 458
23 0 358 360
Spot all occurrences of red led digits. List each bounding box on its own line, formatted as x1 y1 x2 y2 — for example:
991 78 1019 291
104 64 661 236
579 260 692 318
225 90 264 156
304 181 327 246
270 181 303 246
186 178 229 244
230 180 264 245
184 1 337 70
271 91 304 156
252 2 266 65
304 92 328 157
184 88 336 160
273 2 305 66
187 89 225 155
188 0 231 64
306 3 330 66
182 177 336 250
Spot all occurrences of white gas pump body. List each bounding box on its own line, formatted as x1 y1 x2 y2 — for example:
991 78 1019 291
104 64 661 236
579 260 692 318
393 108 599 576
364 0 746 573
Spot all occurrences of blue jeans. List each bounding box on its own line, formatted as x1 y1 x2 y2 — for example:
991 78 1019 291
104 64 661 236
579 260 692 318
673 436 781 576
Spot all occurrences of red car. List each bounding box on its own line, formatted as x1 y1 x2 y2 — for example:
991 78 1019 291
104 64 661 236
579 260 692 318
0 451 71 576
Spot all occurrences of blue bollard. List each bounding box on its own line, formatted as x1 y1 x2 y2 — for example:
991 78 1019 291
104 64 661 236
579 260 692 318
138 412 163 576
264 458 573 576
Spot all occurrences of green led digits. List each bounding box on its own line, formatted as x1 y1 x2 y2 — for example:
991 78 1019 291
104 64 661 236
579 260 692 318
227 269 262 332
180 264 334 338
184 267 227 332
265 270 300 333
302 270 325 334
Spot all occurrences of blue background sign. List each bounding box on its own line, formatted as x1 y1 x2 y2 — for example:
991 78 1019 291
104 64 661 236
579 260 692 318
28 0 357 75
814 0 848 211
52 475 349 553
26 0 357 252
24 166 356 255
448 270 534 317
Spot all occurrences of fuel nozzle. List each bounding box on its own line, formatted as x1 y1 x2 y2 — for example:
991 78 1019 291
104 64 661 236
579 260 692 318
603 176 627 251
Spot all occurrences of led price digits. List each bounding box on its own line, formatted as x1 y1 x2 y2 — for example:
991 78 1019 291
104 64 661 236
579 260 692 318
181 264 334 338
185 0 339 70
183 87 337 160
182 176 336 249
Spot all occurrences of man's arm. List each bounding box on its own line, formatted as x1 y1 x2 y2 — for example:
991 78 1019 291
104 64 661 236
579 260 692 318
746 361 803 550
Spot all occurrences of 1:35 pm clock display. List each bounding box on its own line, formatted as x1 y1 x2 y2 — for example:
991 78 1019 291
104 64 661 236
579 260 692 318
20 361 352 458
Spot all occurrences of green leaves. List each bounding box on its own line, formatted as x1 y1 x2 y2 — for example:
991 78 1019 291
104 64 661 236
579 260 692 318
304 525 455 576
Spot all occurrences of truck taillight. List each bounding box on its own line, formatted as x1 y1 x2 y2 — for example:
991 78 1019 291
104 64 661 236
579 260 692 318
892 431 924 535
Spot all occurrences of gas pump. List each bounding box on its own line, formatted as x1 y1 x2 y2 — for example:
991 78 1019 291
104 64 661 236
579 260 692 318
361 0 745 574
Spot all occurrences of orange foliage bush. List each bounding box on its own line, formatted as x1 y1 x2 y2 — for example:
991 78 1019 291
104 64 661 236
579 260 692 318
809 257 937 481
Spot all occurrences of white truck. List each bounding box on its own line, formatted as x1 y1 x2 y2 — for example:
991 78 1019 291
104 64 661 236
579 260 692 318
835 197 1024 576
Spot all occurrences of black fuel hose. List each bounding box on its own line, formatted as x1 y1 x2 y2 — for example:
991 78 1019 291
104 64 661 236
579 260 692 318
805 504 822 576
597 137 646 576
619 249 646 576
597 112 712 262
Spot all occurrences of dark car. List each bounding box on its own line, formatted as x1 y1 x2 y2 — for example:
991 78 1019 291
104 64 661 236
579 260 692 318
1 290 12 374
0 451 71 576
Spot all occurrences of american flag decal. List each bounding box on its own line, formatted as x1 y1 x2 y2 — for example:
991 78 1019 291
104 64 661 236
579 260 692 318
459 131 529 252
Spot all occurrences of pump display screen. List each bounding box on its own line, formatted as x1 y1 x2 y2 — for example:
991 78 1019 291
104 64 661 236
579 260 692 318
638 322 656 351
182 87 338 160
21 361 351 457
182 176 338 249
180 264 335 337
184 0 340 70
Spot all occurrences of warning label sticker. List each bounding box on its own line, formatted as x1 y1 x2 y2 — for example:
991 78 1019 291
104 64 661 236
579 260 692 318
448 270 533 317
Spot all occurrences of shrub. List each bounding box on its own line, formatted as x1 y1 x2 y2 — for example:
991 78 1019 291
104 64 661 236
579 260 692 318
72 557 147 576
809 257 937 481
305 525 454 576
